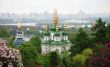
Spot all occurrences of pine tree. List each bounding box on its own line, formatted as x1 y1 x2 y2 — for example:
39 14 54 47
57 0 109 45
70 28 93 56
107 24 110 41
91 18 107 43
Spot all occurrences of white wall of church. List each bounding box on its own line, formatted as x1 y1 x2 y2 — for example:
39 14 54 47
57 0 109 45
50 33 54 40
41 44 71 54
62 36 68 40
41 45 50 54
54 37 61 41
16 33 24 38
44 36 50 41
50 45 62 53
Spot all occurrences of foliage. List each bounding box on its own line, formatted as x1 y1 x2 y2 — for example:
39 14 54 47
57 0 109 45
107 24 110 41
19 42 38 67
91 18 108 43
49 51 59 67
71 48 93 67
82 48 93 67
29 36 41 54
61 51 73 67
82 48 93 58
0 42 22 67
93 44 104 56
36 54 50 67
0 27 10 39
90 18 110 67
70 28 94 56
68 32 78 44
92 44 110 67
72 54 86 67
8 36 16 48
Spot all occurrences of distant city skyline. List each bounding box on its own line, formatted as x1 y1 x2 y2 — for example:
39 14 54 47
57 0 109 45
0 0 110 14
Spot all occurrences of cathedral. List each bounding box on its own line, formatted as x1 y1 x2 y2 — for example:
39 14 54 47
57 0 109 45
41 10 72 54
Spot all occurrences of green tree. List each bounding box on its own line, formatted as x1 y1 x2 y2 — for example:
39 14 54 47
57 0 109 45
0 27 9 39
49 51 59 67
82 48 93 58
19 42 38 67
70 28 93 56
93 44 104 57
107 24 110 41
92 18 107 43
8 36 16 48
29 36 41 54
72 54 86 67
36 54 50 67
61 51 72 67
92 44 110 67
68 32 78 44
71 48 93 67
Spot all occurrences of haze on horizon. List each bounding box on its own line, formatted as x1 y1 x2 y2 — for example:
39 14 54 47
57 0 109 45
0 0 110 14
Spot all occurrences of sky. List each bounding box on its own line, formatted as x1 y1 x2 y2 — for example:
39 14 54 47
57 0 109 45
0 0 110 14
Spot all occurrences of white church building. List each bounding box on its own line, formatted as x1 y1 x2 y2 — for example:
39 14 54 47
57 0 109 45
41 10 72 54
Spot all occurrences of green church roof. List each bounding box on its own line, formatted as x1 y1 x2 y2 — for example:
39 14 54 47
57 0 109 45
43 31 50 36
54 32 60 36
62 32 68 36
50 27 56 31
62 40 71 44
51 41 63 45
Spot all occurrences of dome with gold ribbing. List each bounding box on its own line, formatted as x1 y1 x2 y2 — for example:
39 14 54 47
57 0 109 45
43 24 50 36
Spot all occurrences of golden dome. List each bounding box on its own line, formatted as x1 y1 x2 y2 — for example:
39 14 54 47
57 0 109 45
53 10 58 28
18 18 21 29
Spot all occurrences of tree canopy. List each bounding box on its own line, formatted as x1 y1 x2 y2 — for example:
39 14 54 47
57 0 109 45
92 18 108 43
0 27 9 39
29 36 41 54
49 51 59 67
19 42 38 67
70 28 93 56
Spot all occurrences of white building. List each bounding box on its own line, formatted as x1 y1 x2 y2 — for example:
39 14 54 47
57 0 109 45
41 10 72 54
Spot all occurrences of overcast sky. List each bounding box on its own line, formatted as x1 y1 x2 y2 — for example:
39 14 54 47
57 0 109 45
0 0 110 14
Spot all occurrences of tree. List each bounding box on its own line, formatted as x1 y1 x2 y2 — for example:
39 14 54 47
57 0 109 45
82 48 93 67
91 18 107 43
49 51 59 67
61 51 72 67
0 41 22 67
72 54 86 67
92 44 110 67
70 28 93 56
71 48 93 67
0 27 9 39
82 48 93 58
29 36 41 54
91 18 110 67
36 54 49 67
107 24 110 41
68 32 78 44
19 42 38 67
8 36 15 48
